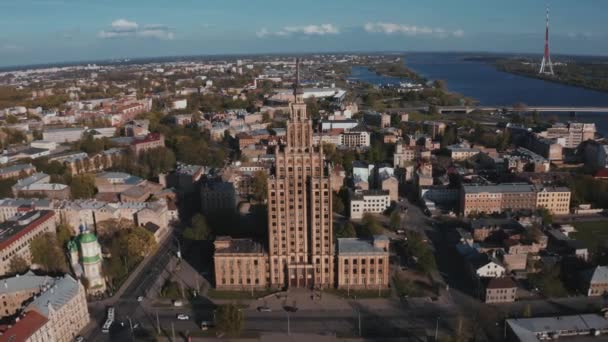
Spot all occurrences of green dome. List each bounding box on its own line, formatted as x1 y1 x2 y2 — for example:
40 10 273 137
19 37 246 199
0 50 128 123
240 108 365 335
67 240 78 252
79 232 98 244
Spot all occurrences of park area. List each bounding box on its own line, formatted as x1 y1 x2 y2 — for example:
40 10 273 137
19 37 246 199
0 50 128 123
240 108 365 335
573 221 608 253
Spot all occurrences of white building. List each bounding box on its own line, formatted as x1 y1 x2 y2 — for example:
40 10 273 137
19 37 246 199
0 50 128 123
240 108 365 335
350 190 391 219
171 99 188 110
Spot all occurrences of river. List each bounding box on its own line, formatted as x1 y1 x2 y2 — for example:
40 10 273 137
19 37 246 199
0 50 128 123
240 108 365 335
349 53 608 136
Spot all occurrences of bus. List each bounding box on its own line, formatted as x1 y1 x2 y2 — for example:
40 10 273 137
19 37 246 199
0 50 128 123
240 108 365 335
102 307 115 333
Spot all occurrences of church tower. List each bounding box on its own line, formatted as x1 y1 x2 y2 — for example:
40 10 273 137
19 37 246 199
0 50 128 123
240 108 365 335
267 59 333 289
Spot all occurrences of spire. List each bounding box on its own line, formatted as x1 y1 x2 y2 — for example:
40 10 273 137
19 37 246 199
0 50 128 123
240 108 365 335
293 58 304 101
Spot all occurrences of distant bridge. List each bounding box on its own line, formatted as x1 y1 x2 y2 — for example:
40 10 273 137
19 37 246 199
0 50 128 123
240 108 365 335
438 106 608 114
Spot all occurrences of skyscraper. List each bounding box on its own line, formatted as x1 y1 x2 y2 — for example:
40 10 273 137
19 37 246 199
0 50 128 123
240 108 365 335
267 59 333 288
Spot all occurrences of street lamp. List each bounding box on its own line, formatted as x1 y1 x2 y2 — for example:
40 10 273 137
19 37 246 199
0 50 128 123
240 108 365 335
434 316 440 341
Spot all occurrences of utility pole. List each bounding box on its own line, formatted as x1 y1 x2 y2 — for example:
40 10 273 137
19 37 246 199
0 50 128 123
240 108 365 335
287 313 291 336
156 310 160 334
171 322 175 342
435 316 440 341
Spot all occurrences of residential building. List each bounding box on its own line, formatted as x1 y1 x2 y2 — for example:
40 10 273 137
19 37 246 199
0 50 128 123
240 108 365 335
336 236 390 289
483 277 517 303
42 127 85 143
393 144 416 168
12 173 70 200
542 122 596 148
468 253 506 278
350 189 391 219
201 181 237 214
341 130 371 148
0 164 36 180
447 143 480 161
0 274 90 342
130 133 165 155
381 176 399 202
0 271 54 317
0 199 53 223
0 211 56 276
536 187 571 215
506 314 608 342
581 266 608 297
461 183 537 216
213 237 268 290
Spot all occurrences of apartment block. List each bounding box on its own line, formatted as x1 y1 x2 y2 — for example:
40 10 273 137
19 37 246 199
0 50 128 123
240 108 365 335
213 237 268 290
0 211 56 276
350 189 391 219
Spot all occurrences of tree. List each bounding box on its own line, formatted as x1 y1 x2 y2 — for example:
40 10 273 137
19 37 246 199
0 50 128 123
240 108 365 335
538 208 554 225
332 191 345 215
8 255 29 274
56 222 73 250
30 233 68 273
251 171 268 202
70 174 96 199
183 214 210 240
433 79 447 90
523 304 532 318
362 213 383 236
389 210 402 230
335 221 356 238
216 303 244 335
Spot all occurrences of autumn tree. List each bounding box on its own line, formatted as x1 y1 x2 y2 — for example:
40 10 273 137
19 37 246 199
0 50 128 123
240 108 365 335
30 233 68 273
8 255 29 274
251 171 268 202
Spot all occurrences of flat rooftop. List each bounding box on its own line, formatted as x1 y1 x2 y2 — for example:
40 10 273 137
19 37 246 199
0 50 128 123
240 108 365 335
215 237 265 254
0 210 54 249
463 183 535 194
337 237 387 256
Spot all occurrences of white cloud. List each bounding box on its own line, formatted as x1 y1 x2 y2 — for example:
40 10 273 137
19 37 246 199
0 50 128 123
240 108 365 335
98 19 174 40
257 24 339 38
364 22 464 38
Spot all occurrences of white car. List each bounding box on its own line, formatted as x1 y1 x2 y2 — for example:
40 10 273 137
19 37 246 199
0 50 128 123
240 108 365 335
176 314 190 321
137 296 144 302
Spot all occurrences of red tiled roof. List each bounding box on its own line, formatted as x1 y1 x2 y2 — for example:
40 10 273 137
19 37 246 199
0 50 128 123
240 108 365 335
0 211 54 251
0 311 48 342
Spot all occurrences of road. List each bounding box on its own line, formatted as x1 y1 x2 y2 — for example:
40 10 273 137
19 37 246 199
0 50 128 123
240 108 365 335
85 232 180 341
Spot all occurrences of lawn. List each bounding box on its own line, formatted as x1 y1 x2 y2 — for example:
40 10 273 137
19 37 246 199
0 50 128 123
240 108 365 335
206 288 278 300
323 288 391 299
573 221 608 252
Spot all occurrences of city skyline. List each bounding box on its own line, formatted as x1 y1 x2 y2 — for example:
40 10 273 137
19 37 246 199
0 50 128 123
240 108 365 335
1 0 608 67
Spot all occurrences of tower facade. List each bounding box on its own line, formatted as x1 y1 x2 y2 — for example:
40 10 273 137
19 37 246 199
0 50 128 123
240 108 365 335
267 59 333 288
68 223 106 294
539 5 555 75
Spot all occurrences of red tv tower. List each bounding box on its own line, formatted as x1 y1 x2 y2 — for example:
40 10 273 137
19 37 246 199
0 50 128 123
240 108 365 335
539 5 555 75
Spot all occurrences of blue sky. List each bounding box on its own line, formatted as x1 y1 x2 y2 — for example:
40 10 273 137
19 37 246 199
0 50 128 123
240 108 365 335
0 0 607 67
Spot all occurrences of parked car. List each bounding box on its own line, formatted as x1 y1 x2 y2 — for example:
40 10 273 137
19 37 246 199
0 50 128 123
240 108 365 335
257 306 272 312
136 296 143 302
283 306 298 313
173 300 183 307
176 314 189 321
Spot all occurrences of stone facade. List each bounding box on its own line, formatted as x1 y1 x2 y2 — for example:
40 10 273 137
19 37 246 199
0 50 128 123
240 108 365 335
336 236 390 289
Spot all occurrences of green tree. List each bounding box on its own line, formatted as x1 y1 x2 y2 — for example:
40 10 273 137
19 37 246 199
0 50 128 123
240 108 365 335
251 171 268 202
335 221 356 238
332 191 345 215
389 210 401 230
56 222 73 250
183 214 210 240
216 303 244 335
70 174 96 199
8 255 29 274
30 233 68 273
362 213 383 236
538 208 554 225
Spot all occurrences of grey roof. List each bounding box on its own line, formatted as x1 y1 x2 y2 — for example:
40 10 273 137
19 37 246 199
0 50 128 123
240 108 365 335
215 238 264 254
507 314 608 342
29 274 81 317
0 198 52 209
44 127 85 133
0 164 35 176
463 183 535 194
587 266 608 284
0 271 54 295
13 173 48 189
337 237 387 256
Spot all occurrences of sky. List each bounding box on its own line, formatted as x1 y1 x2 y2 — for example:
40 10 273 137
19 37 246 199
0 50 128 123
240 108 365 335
0 0 607 67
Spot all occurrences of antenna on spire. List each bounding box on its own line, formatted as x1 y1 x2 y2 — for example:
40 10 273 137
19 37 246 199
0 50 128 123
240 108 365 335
539 3 554 75
293 58 304 101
